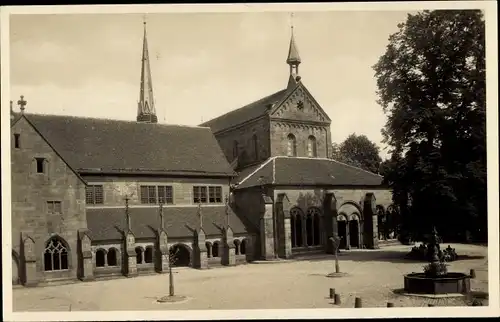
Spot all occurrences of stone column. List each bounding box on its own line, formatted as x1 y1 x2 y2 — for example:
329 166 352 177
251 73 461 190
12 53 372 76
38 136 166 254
222 227 236 266
124 232 138 277
78 229 94 281
260 194 276 260
193 228 208 269
155 230 169 273
21 232 38 287
362 193 380 249
322 193 339 254
345 220 351 250
276 193 292 259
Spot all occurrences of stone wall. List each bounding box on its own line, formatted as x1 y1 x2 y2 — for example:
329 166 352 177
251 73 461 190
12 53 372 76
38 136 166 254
11 117 87 283
81 176 232 207
270 121 330 158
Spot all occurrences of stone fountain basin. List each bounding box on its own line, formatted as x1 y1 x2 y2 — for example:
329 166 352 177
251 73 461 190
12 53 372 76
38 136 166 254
404 272 471 295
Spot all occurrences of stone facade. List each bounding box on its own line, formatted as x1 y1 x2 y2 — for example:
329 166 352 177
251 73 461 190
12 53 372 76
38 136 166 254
11 117 87 286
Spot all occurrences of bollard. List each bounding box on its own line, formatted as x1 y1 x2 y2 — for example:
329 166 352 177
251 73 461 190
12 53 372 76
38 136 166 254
387 302 394 307
329 288 335 299
428 304 434 307
354 297 362 308
334 293 341 305
470 269 476 279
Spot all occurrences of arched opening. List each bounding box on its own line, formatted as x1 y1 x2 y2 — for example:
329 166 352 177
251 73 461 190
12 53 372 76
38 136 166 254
287 134 297 157
135 247 143 264
95 249 106 267
376 205 386 240
12 251 20 285
290 207 304 248
337 214 347 249
205 242 212 258
144 246 154 264
107 248 118 266
43 236 69 271
212 242 220 258
240 239 247 255
234 239 241 255
307 135 317 157
307 207 321 246
306 212 313 246
169 244 191 267
349 214 360 248
252 134 259 160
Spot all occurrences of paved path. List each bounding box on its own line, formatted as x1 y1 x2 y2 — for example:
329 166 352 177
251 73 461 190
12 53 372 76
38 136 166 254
12 244 488 311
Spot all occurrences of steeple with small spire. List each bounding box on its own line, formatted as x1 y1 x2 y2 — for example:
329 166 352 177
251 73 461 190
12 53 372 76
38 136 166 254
286 13 302 89
137 19 158 124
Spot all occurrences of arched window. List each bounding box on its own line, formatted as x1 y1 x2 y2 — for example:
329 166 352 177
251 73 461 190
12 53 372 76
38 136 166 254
287 134 297 157
234 239 241 255
95 249 106 267
233 141 239 160
144 246 154 264
290 207 304 248
308 207 322 246
252 134 259 161
307 135 317 157
107 248 118 266
135 247 143 264
212 242 220 258
205 242 212 258
43 237 69 271
240 239 247 255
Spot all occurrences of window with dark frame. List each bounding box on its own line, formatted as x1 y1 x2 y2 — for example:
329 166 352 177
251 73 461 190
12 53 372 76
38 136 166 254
14 133 20 148
86 185 104 205
209 186 222 203
35 157 46 173
140 185 174 204
47 201 62 214
158 185 173 204
193 186 208 203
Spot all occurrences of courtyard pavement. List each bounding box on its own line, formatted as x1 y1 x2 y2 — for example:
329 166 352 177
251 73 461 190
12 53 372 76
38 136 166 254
12 244 489 311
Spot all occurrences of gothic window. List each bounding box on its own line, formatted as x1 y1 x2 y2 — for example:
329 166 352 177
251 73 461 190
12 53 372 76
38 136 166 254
107 248 118 266
307 135 317 157
233 141 239 160
208 186 222 203
95 249 106 267
234 239 241 255
135 247 143 264
144 246 154 264
287 134 297 157
35 157 46 173
43 237 69 271
14 133 20 148
307 207 322 246
86 185 104 205
290 207 304 248
240 239 247 255
252 134 259 160
212 242 220 258
205 242 212 258
47 201 62 214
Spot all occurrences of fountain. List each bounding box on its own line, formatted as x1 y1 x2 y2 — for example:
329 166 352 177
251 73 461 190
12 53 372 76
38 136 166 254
403 227 471 295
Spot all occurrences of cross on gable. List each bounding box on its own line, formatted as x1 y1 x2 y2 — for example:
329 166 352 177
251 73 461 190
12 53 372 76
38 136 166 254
159 202 164 229
17 95 27 113
198 203 203 228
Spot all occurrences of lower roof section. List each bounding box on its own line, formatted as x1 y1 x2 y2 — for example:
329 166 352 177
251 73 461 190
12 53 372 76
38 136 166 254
233 156 384 189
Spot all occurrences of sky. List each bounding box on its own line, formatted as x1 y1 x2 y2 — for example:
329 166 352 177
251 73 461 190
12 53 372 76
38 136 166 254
9 11 414 159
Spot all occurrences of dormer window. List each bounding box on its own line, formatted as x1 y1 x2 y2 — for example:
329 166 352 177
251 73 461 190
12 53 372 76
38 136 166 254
35 157 46 173
14 133 20 149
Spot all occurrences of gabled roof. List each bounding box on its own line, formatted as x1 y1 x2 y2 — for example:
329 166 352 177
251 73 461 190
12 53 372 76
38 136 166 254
234 156 384 189
200 88 289 134
86 205 251 241
21 113 236 177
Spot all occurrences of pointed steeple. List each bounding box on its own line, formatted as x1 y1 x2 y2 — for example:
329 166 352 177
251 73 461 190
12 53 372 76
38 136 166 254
137 20 158 124
286 15 302 89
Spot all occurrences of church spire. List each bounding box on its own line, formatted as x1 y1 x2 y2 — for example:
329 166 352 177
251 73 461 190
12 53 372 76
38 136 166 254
137 19 158 124
286 14 301 89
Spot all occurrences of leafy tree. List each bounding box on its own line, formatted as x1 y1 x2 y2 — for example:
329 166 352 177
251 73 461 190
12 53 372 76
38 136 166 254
373 10 486 241
331 134 382 173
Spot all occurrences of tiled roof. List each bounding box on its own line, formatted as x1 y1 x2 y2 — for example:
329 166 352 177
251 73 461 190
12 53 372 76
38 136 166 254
200 89 289 133
86 205 250 241
20 113 236 177
234 156 384 189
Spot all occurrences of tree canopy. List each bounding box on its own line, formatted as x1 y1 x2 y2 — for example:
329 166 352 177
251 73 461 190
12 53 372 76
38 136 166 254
373 10 486 242
331 134 383 174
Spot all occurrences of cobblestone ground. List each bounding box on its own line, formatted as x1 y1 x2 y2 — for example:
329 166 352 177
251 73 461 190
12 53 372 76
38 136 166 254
12 244 488 311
